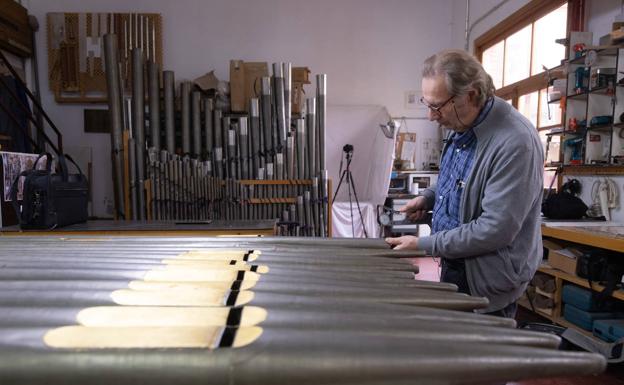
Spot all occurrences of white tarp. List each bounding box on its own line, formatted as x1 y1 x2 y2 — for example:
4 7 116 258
327 105 395 238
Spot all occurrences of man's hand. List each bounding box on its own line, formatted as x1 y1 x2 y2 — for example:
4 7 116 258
385 235 419 250
401 196 429 221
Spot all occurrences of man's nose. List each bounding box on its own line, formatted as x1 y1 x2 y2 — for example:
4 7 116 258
427 109 438 122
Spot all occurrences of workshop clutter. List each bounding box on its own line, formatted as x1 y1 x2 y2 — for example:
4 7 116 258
543 238 582 275
542 177 588 220
524 272 557 315
103 34 330 236
562 284 624 335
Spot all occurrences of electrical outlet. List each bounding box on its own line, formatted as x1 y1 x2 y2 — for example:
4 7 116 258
405 90 423 110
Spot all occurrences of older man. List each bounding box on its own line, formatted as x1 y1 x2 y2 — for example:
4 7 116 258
386 50 543 318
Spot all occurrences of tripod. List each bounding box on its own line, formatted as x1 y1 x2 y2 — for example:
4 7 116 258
332 144 368 238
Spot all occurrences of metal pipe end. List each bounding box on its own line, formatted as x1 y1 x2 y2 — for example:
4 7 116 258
316 74 327 95
250 98 260 116
306 98 316 113
296 119 305 132
261 77 271 95
283 62 292 89
272 63 284 78
239 117 248 133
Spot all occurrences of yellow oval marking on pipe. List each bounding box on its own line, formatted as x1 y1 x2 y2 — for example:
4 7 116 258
233 326 263 348
111 289 254 306
144 269 260 282
44 326 223 348
127 280 257 291
168 253 259 262
44 325 263 349
181 249 261 257
76 306 267 327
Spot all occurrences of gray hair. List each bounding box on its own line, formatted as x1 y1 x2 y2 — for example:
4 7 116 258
422 49 495 108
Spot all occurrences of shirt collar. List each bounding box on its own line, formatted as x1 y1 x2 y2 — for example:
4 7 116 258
471 97 494 129
451 97 493 143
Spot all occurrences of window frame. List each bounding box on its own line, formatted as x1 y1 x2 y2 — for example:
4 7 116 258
474 0 584 116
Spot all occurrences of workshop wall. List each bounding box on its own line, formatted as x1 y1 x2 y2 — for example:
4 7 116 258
24 0 455 217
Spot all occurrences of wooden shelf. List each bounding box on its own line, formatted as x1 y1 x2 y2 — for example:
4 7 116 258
588 86 615 95
542 224 624 251
546 128 585 136
560 164 624 175
569 47 621 65
518 298 555 320
538 264 624 301
567 92 589 100
548 96 562 104
586 123 613 132
556 317 596 338
566 87 614 99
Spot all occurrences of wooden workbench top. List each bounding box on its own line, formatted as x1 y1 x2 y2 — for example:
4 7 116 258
541 222 624 252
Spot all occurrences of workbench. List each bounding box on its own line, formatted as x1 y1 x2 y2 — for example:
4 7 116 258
0 219 278 237
519 222 624 339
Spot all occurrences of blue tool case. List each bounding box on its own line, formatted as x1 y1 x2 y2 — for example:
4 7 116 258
562 284 621 311
593 319 624 342
563 304 622 331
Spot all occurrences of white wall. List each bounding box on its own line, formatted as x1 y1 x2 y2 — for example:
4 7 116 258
586 0 624 44
450 0 531 52
25 0 454 217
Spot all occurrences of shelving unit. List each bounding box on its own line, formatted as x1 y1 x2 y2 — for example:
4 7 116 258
562 47 623 165
519 264 624 336
524 225 624 343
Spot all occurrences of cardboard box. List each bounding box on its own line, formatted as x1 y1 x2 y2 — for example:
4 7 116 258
543 238 564 251
229 61 269 113
548 248 581 275
243 62 269 112
293 67 311 84
194 71 220 91
292 67 311 115
229 60 246 112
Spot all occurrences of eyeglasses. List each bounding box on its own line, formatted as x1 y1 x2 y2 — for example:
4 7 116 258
420 95 455 115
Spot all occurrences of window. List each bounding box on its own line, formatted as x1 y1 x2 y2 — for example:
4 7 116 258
518 91 539 127
532 5 568 74
480 3 568 88
503 25 533 86
538 89 562 127
482 41 504 89
476 0 583 127
476 0 584 185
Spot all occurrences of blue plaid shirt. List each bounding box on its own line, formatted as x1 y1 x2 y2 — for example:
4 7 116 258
432 98 493 234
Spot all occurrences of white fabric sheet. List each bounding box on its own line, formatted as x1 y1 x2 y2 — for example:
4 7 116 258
327 105 395 238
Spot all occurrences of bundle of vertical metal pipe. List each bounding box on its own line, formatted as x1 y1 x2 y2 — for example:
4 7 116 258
104 34 328 235
0 235 606 384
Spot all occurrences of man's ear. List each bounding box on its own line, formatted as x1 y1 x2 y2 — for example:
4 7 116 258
467 89 477 101
467 88 480 105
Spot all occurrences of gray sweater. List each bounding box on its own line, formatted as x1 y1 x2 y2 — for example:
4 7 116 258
418 97 544 313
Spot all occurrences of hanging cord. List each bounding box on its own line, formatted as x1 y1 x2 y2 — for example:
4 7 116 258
589 177 619 218
543 65 553 121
